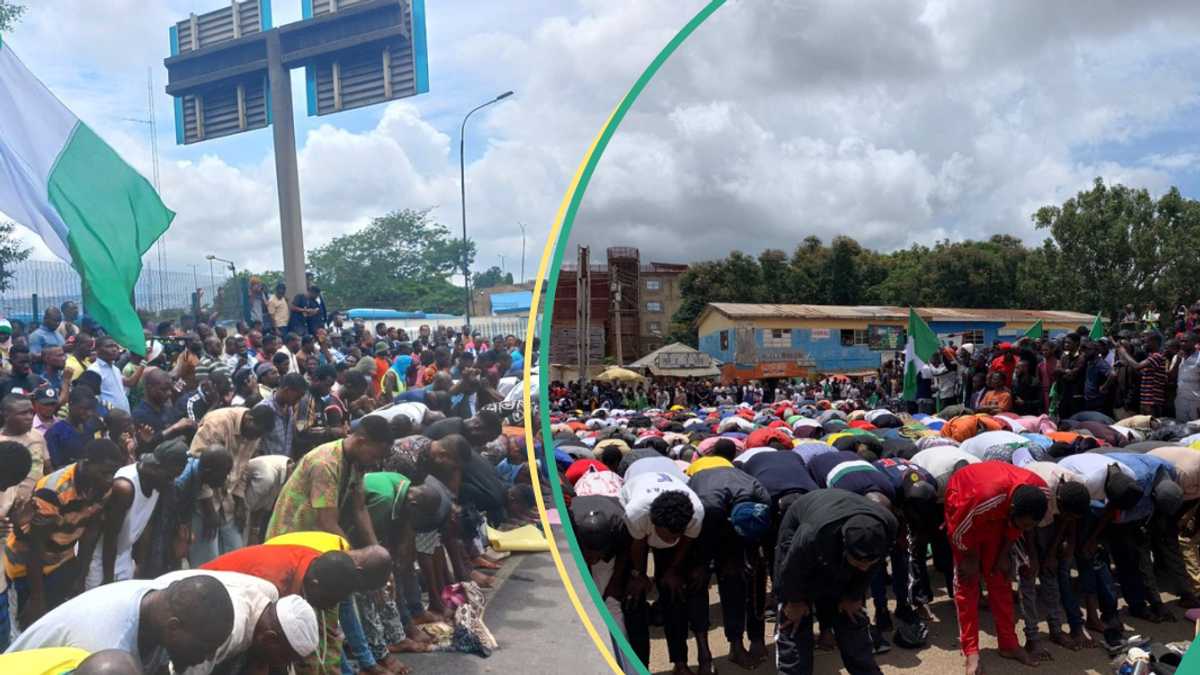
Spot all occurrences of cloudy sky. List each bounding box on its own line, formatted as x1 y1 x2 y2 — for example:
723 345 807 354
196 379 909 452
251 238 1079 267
4 1 1200 284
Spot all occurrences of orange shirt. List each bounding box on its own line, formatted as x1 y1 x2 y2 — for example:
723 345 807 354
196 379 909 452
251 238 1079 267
979 390 1013 413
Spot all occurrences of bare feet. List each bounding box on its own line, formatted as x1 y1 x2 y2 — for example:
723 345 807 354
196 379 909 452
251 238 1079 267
472 556 502 570
729 643 756 669
1070 627 1097 650
380 656 411 674
412 611 443 625
965 652 981 675
998 647 1039 667
1049 630 1079 651
470 570 496 588
916 604 936 622
402 624 434 644
389 639 433 654
697 659 716 675
1024 639 1053 662
1084 617 1105 633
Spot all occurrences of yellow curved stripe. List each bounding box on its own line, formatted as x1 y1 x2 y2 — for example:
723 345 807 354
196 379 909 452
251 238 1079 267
520 105 624 673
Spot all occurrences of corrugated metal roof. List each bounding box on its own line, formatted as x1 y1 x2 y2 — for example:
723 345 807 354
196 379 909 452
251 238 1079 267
703 303 1095 324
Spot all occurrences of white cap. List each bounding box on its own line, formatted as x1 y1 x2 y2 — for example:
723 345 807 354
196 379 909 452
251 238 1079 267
276 595 319 657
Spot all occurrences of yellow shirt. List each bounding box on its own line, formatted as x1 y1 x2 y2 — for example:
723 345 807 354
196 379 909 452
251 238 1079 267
264 531 349 553
266 295 291 328
685 456 734 476
63 355 89 383
0 647 90 674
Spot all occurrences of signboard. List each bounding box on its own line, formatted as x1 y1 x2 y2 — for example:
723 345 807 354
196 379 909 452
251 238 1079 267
868 324 905 352
302 0 428 116
655 351 712 369
757 348 810 363
810 328 831 340
761 362 790 377
170 0 273 144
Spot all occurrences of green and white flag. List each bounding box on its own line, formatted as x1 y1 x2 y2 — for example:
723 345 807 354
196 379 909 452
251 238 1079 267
1088 313 1105 341
0 39 172 355
902 308 939 401
1024 319 1044 340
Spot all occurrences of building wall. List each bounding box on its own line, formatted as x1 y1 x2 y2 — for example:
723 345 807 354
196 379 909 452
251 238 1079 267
638 272 684 352
697 315 1081 378
471 282 540 318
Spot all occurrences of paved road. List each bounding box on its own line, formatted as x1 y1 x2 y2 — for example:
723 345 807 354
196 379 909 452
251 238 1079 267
646 587 1196 674
401 525 613 675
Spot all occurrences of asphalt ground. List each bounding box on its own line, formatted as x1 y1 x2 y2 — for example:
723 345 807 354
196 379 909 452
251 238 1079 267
400 525 613 674
645 585 1196 674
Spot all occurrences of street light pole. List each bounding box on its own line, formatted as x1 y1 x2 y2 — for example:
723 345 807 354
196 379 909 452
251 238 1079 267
459 90 514 330
519 222 526 284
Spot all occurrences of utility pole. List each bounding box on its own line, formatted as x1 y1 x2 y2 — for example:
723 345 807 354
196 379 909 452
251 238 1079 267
612 279 623 365
519 222 526 284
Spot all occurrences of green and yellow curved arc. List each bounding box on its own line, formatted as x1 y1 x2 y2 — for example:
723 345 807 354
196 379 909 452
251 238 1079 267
520 2 728 673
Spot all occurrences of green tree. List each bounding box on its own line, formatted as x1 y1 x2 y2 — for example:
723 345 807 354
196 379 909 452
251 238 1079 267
0 1 24 32
1032 178 1161 322
473 266 513 289
668 251 766 345
758 249 789 303
308 209 474 314
0 222 30 293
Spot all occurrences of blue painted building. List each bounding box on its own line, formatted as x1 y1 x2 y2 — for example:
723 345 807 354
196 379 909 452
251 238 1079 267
695 303 1093 382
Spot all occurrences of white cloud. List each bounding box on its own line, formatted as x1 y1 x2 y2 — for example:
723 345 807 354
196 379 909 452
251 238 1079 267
3 0 1200 293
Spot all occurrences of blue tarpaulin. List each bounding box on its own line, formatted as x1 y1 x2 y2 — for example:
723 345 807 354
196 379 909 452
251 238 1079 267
490 291 532 315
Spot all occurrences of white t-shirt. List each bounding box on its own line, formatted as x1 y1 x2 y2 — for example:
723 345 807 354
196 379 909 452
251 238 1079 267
155 570 279 675
86 464 160 589
1057 453 1137 503
1021 461 1087 526
958 430 1031 461
8 580 165 671
620 457 703 548
368 402 428 427
910 447 981 497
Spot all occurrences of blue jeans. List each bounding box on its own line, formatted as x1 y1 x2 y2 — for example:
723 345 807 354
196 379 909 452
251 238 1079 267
188 511 244 568
341 597 376 673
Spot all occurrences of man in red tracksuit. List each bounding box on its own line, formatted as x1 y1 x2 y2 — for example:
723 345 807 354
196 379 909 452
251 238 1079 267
944 462 1049 675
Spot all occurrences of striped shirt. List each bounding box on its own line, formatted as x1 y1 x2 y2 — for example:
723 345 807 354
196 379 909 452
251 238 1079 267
4 463 110 578
1140 351 1166 407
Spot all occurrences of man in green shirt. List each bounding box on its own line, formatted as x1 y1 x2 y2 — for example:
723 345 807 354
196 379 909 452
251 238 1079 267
358 472 454 659
264 416 392 544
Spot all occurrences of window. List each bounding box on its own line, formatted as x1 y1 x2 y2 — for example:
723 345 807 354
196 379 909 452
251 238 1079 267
646 301 663 313
645 279 661 291
960 329 984 347
720 330 729 350
648 321 662 335
763 328 791 348
840 329 869 347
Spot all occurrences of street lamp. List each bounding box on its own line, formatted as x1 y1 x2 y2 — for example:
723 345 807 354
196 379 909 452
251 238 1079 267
460 90 514 330
519 222 526 284
206 254 238 319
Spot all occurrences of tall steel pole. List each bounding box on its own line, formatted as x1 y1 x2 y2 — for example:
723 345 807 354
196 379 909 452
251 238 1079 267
459 90 514 329
519 222 526 284
266 31 306 297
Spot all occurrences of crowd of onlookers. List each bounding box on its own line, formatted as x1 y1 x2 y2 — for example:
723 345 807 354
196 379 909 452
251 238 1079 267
0 286 543 674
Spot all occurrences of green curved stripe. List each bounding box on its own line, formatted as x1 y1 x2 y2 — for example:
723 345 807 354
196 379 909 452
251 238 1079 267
537 2 727 672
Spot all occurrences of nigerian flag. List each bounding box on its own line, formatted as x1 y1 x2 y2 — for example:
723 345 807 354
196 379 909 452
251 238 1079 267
1089 314 1105 340
0 39 171 355
1024 320 1044 339
902 308 939 401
